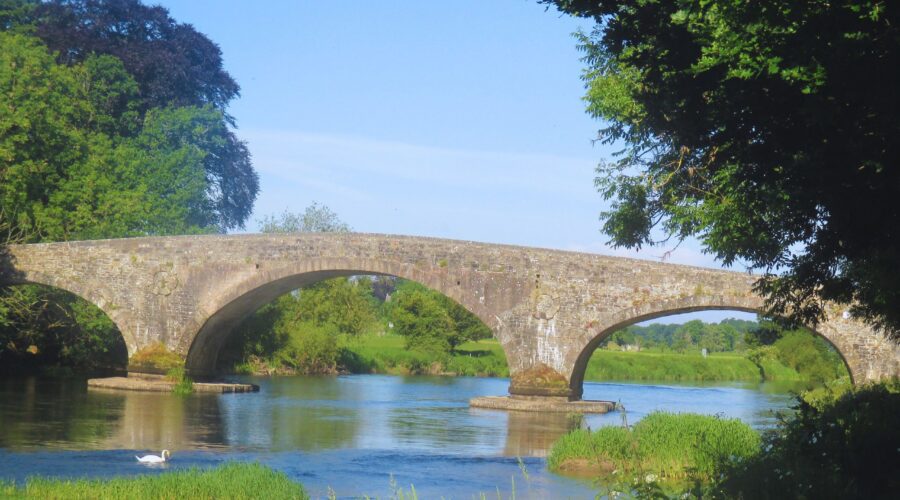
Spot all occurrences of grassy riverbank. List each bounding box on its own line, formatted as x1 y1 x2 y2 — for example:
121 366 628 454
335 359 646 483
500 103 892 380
231 332 829 384
339 336 812 383
548 412 760 483
548 382 900 498
583 350 802 382
340 334 509 377
0 463 307 499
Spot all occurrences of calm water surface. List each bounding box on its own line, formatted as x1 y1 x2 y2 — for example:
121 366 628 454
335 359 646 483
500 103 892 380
0 375 800 498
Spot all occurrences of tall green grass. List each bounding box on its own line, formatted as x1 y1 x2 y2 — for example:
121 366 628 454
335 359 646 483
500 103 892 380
0 463 307 499
548 412 760 482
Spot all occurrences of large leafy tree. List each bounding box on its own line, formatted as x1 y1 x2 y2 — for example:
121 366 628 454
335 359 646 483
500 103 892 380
545 1 900 335
0 1 258 370
0 32 235 240
1 0 257 232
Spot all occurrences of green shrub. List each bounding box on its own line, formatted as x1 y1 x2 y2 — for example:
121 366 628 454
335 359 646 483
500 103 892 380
279 321 341 374
711 381 900 499
165 366 193 395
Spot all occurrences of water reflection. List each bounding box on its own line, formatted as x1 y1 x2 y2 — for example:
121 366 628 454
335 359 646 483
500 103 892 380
94 388 225 451
500 410 582 458
1 375 800 456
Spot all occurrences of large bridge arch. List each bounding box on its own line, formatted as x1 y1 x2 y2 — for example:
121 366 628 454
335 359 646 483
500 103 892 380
184 257 500 375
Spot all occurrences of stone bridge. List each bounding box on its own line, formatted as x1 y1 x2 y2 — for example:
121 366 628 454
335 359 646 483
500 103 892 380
2 233 898 399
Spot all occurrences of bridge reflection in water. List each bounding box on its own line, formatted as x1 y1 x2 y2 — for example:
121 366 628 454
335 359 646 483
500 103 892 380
0 375 585 457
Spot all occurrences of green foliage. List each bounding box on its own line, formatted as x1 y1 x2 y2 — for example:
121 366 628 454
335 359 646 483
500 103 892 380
296 278 375 337
389 284 455 355
709 381 900 499
0 462 308 499
278 321 341 374
221 278 374 374
603 318 757 353
598 318 848 383
546 0 900 335
747 328 847 383
548 411 760 484
388 280 490 355
0 5 257 371
0 284 126 372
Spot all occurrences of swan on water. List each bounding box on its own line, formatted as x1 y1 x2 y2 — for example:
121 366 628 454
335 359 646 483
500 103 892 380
136 450 170 463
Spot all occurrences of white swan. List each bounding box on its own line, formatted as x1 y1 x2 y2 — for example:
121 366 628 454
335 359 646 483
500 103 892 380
136 450 170 463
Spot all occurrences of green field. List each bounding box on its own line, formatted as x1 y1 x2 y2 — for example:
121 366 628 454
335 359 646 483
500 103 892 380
336 334 814 383
0 463 307 499
340 333 509 377
583 349 775 382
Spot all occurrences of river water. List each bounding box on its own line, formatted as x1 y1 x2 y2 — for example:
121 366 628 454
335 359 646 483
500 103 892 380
0 374 800 498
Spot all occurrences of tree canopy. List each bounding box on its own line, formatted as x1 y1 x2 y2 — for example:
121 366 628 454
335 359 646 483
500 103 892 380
544 1 900 336
0 0 257 236
0 0 257 370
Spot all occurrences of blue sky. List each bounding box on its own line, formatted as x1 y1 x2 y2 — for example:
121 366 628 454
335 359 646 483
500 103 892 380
156 1 756 323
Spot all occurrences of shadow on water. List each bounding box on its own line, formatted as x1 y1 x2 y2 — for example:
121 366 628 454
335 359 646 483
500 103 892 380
0 377 225 451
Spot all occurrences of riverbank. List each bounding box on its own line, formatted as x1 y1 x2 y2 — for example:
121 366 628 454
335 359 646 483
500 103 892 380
0 463 307 499
547 382 900 498
548 412 759 480
228 333 830 384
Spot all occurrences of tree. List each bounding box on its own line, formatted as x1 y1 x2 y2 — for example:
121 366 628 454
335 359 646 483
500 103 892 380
29 0 239 113
545 1 900 336
0 32 241 240
296 278 375 337
387 281 490 354
389 285 456 355
0 2 258 369
1 0 258 233
259 203 352 233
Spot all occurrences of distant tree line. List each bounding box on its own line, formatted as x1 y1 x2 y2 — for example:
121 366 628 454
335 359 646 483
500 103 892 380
602 318 847 383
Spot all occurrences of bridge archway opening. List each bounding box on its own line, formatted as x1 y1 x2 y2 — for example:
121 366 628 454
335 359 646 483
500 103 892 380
187 269 504 377
568 307 852 400
0 283 128 375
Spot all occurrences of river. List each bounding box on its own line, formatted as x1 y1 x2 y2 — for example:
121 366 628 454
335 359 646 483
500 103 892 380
0 374 801 498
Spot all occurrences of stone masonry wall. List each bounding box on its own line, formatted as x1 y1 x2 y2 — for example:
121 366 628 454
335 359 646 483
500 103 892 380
4 233 899 398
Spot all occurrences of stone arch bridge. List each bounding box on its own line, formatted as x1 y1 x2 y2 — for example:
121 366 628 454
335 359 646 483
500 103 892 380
2 233 898 399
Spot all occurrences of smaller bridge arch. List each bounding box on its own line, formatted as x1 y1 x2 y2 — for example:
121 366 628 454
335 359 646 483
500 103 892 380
566 298 858 400
0 267 137 357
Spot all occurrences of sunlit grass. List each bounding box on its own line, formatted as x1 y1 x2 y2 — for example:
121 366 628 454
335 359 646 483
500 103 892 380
340 334 509 377
0 463 307 499
548 411 760 482
585 350 768 381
